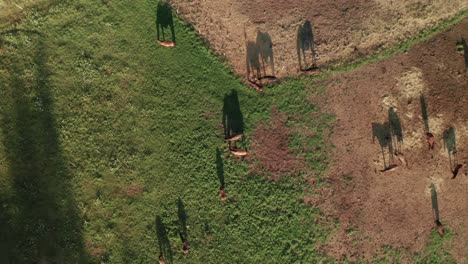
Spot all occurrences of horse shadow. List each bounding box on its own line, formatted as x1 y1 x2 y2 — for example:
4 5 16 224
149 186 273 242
297 20 317 71
372 122 394 170
222 90 244 139
388 107 403 154
420 94 430 133
155 216 173 262
155 0 176 43
372 107 406 170
246 31 275 87
443 127 462 178
456 37 467 72
246 40 261 81
177 198 188 245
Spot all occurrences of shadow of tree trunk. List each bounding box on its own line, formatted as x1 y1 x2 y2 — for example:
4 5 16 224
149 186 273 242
0 32 86 262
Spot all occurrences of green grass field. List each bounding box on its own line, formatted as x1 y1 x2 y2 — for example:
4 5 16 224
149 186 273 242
0 1 462 263
0 1 333 263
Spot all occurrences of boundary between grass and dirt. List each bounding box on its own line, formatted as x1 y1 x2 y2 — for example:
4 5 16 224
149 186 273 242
176 7 468 85
323 8 468 75
1 2 466 263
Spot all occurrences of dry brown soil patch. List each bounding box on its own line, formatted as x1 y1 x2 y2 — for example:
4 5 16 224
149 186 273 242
172 0 466 78
249 107 303 181
313 19 468 262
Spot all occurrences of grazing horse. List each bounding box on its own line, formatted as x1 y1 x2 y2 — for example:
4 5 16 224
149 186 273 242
426 132 435 150
219 186 228 201
182 241 189 254
452 164 462 179
158 254 168 264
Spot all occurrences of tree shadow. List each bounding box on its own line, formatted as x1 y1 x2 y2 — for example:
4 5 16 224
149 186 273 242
222 90 244 139
216 148 225 188
177 198 188 245
388 107 403 154
297 20 317 71
372 122 394 170
155 216 173 262
155 0 175 43
246 31 275 87
420 94 430 133
0 33 86 262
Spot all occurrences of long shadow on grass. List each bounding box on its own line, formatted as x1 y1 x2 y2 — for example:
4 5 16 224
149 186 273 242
222 90 244 139
177 198 188 246
155 216 173 262
155 0 175 43
297 20 317 71
0 33 87 262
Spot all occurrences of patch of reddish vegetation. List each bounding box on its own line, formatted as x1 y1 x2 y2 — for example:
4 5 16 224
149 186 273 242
85 240 106 258
121 184 145 198
249 107 303 181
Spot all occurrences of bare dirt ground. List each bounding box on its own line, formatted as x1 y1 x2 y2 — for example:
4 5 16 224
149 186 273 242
249 107 304 181
171 0 466 78
309 18 468 262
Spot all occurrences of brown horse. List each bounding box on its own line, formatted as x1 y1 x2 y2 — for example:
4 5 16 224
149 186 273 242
158 254 168 264
157 40 175 47
219 186 228 201
452 164 463 179
426 132 435 150
182 241 189 254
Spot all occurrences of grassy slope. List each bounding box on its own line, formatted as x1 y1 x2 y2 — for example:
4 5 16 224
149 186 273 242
0 1 331 263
